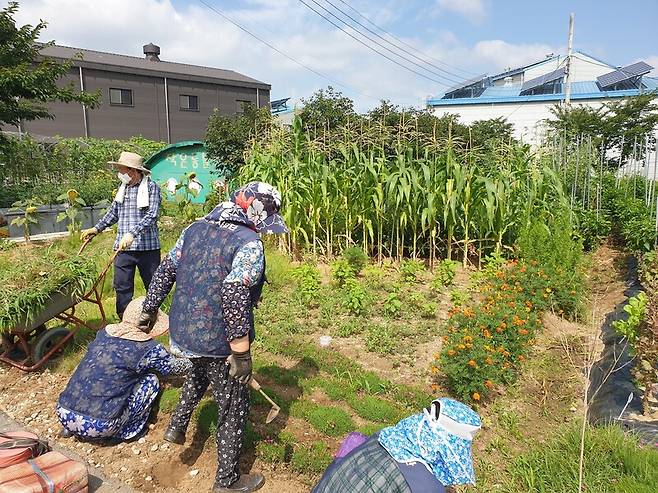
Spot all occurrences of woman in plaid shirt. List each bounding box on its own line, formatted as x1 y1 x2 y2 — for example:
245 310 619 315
81 151 161 319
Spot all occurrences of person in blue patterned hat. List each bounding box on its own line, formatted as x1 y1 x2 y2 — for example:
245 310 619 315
312 397 481 493
56 297 191 442
139 181 288 493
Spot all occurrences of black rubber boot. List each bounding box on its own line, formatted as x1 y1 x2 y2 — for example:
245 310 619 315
212 473 265 493
163 426 186 445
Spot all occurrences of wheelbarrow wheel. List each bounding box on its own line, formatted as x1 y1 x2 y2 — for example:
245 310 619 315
32 326 71 364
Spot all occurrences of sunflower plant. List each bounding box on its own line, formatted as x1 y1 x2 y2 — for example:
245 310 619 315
10 196 43 242
56 188 87 234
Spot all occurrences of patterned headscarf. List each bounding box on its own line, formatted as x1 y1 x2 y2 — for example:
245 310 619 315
378 398 481 486
205 181 288 234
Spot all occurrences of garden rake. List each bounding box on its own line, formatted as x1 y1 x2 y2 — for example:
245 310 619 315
249 378 280 424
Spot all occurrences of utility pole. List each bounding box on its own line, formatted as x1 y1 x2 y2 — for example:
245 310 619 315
564 13 575 106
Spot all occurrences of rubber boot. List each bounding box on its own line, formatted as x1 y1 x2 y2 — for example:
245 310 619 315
212 473 265 493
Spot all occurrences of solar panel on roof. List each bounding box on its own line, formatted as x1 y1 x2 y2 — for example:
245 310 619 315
445 74 488 95
521 67 566 92
597 61 653 88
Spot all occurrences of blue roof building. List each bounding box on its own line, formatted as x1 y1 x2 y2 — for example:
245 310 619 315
427 52 657 143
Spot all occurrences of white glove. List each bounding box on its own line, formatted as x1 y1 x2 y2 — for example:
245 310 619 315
118 233 134 250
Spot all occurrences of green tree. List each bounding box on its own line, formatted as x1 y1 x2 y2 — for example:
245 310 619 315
0 2 99 146
470 117 516 149
298 86 356 131
205 103 272 176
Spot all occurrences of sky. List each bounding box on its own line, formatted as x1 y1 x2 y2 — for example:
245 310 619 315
7 0 658 111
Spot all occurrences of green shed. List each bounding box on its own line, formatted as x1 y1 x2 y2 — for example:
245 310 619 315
145 141 221 203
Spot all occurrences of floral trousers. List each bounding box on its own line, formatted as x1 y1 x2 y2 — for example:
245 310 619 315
56 374 159 441
169 357 250 487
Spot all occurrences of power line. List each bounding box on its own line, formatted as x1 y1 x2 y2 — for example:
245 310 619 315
299 0 453 87
197 0 382 102
325 0 474 81
334 0 477 78
315 0 464 83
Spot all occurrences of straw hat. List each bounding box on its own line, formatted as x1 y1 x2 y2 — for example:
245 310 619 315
105 297 168 342
108 151 151 175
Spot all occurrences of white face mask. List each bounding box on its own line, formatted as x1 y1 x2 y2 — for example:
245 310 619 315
117 172 132 185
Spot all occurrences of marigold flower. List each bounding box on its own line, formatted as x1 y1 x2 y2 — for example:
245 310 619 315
468 360 477 367
458 344 466 350
518 329 529 336
472 392 481 401
485 380 494 389
485 357 494 365
483 329 491 338
431 383 439 392
503 362 511 369
464 335 473 343
430 366 439 374
447 349 456 356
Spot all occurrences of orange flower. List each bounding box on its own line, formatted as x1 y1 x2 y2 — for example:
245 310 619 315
496 327 503 333
518 355 525 361
472 392 481 401
518 328 529 336
468 360 477 367
430 366 439 374
458 344 466 350
447 349 456 356
503 362 511 369
500 322 507 329
431 383 439 392
442 336 449 343
483 329 491 338
485 380 494 389
464 335 473 343
503 351 510 357
485 357 494 365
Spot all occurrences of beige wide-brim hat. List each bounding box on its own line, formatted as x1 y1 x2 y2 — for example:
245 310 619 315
108 151 151 175
105 297 168 342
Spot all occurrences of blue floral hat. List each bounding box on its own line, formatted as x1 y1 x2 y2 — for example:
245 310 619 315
231 182 288 234
378 398 481 486
204 181 288 234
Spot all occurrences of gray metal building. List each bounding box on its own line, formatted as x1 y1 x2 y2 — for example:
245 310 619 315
5 43 270 143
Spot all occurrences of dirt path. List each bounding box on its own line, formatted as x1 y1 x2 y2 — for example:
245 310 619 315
0 365 310 493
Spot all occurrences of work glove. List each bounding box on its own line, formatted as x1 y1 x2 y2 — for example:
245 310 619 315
137 310 157 332
80 227 98 241
118 233 134 250
227 349 252 385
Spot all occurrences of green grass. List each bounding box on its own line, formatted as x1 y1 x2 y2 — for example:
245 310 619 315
502 424 658 493
290 441 333 474
289 401 355 437
347 395 405 424
159 388 181 413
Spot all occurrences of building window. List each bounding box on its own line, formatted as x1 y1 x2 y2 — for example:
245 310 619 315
179 94 199 111
236 99 253 113
109 88 133 106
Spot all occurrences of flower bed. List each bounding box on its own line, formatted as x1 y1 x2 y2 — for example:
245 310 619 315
0 243 97 333
435 258 582 403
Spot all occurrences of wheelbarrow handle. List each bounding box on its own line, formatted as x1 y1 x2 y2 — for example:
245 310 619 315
77 237 93 256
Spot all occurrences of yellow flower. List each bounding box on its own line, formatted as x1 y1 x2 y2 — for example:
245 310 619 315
472 392 481 401
26 206 37 214
67 189 79 201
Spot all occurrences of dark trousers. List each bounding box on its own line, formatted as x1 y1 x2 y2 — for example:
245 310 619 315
169 357 250 487
113 249 161 318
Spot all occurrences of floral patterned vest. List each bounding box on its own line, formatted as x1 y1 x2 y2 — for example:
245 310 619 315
57 329 158 420
169 220 265 357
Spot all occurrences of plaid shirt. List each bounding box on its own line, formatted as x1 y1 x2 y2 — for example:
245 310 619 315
95 178 161 251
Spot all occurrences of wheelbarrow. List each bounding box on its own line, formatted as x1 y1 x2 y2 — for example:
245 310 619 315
0 240 117 372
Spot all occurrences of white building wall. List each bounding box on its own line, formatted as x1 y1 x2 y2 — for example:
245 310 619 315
433 98 614 144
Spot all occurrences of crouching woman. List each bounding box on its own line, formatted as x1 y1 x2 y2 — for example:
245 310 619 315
56 297 191 441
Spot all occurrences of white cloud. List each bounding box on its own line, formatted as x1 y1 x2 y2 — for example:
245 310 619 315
435 0 487 23
472 40 560 72
6 0 565 111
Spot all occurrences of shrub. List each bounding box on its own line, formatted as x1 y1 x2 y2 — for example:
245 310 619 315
450 289 469 307
430 259 458 291
342 246 368 274
331 258 355 286
292 264 321 306
383 292 402 318
574 207 611 251
342 278 368 316
612 292 647 347
399 259 425 283
365 324 396 355
420 301 438 319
